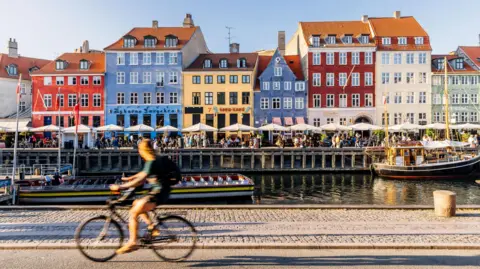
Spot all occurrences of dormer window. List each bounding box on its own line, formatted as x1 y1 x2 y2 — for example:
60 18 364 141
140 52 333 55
6 64 17 76
311 35 320 47
454 58 464 69
123 35 136 48
203 59 212 68
29 66 39 73
414 37 424 45
237 58 247 68
359 35 369 44
144 35 156 48
165 35 178 47
55 60 66 70
219 59 228 68
398 37 407 45
436 58 444 70
80 60 89 70
342 35 352 44
326 35 336 44
382 37 391 45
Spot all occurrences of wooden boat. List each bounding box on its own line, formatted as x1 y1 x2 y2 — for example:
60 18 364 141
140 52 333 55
17 174 255 204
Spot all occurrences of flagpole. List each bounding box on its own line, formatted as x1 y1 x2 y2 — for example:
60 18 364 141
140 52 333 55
57 87 61 173
10 74 22 201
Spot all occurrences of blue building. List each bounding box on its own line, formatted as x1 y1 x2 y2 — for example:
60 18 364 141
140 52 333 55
254 48 307 127
104 14 208 138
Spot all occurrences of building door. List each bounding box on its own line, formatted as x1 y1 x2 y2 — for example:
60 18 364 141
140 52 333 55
206 114 214 140
217 114 225 129
130 114 138 126
143 114 151 127
43 116 52 138
156 114 164 128
229 114 238 125
169 114 178 128
81 116 89 126
192 114 201 125
116 115 125 127
242 113 250 126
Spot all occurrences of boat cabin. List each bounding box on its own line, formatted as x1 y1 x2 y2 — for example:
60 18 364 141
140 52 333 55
387 146 425 166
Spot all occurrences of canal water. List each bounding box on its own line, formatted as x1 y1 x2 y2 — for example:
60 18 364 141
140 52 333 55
250 173 480 205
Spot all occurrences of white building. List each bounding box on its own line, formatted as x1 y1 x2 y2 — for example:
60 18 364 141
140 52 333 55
369 12 432 126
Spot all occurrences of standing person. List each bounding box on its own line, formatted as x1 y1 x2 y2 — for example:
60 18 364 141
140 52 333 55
52 172 61 186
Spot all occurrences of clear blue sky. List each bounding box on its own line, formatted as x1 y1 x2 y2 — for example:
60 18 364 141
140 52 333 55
1 0 479 60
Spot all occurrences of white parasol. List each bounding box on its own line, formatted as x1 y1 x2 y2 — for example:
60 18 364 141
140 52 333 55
320 123 351 131
182 123 217 132
257 123 289 131
220 123 257 132
95 124 124 132
31 124 63 132
124 124 154 132
156 125 180 132
350 123 383 131
63 124 93 134
288 123 320 131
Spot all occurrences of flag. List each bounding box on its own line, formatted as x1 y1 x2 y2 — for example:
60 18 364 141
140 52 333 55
16 74 22 103
74 94 80 133
37 89 48 110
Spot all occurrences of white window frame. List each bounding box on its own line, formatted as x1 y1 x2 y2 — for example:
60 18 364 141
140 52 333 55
419 92 427 104
68 76 76 85
169 52 178 65
339 73 347 87
406 53 414 64
365 72 373 86
398 37 407 45
80 76 89 85
351 52 360 65
313 53 321 65
263 81 270 91
382 37 391 45
169 92 178 104
382 72 390 84
44 94 52 107
313 73 321 87
156 92 165 104
274 67 282 76
143 72 152 84
130 53 138 65
56 77 64 85
143 52 152 65
169 72 178 84
260 98 269 109
313 94 321 108
365 52 372 65
339 94 347 108
93 94 101 107
352 94 360 107
352 73 360 86
326 94 334 107
295 82 305 91
117 53 125 65
93 76 101 85
272 97 281 109
143 92 152 104
44 77 52 86
406 92 414 104
156 72 165 87
130 92 138 104
130 72 138 84
326 73 334 86
326 52 334 65
295 97 304 109
68 94 77 107
80 93 89 107
273 81 281 90
116 72 125 84
283 97 292 109
419 53 427 64
117 92 125 105
156 52 165 65
365 94 373 107
394 53 402 64
339 52 347 65
406 72 414 84
284 81 292 90
415 37 424 45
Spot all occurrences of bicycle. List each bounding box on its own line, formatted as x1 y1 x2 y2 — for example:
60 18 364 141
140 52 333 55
74 188 197 262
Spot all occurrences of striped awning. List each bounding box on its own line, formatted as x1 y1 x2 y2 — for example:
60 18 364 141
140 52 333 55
296 117 305 124
272 117 282 125
284 117 293 126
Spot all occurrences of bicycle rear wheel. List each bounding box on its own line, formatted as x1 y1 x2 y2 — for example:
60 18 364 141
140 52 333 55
150 215 197 262
74 216 124 262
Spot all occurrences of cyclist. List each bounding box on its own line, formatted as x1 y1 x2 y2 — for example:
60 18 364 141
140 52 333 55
109 139 181 254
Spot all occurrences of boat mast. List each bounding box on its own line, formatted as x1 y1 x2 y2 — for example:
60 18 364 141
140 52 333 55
384 85 389 147
444 56 450 140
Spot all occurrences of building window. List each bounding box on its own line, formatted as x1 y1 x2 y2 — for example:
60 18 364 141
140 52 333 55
313 73 321 86
68 94 77 107
339 52 347 65
383 93 390 104
57 94 64 107
313 118 321 127
284 97 292 109
394 53 402 64
81 94 88 107
360 35 369 44
117 53 125 65
327 118 334 124
169 52 178 65
169 93 178 104
68 76 76 85
339 73 347 87
143 92 152 104
169 72 178 84
339 118 347 126
272 97 281 109
406 92 414 104
326 94 334 107
471 76 479 85
273 81 280 90
352 94 360 107
419 92 427 104
312 36 320 47
205 92 213 105
394 113 402 125
130 53 138 65
165 37 178 47
156 72 165 87
237 58 247 68
382 37 391 45
263 82 270 90
144 38 156 48
419 113 427 125
130 72 139 84
382 73 390 84
418 72 427 84
203 59 212 68
229 75 238 84
143 72 152 84
343 35 352 44
18 101 25 112
455 58 464 69
218 75 226 84
381 53 390 64
365 52 373 64
326 73 334 86
433 94 441 104
220 59 228 68
313 94 321 108
471 94 478 104
156 92 165 104
326 52 334 65
284 81 292 90
44 94 52 107
394 92 402 104
382 113 390 126
56 77 64 85
116 72 125 84
123 38 135 48
217 92 225 105
204 75 213 84
470 112 478 122
80 60 89 70
433 112 441 123
313 53 321 65
414 37 424 45
117 93 125 104
419 53 427 64
93 94 101 107
352 52 360 65
260 98 269 109
6 64 17 75
461 93 469 104
295 82 305 91
156 52 164 65
55 60 65 70
80 76 88 85
365 72 373 86
229 92 238 104
192 75 201 84
406 53 414 64
295 97 304 109
274 67 282 76
339 94 347 108
394 72 402 84
326 35 336 44
406 113 415 124
406 72 414 84
130 93 138 104
461 76 469 84
452 94 459 104
242 75 250 84
352 73 360 86
365 94 373 107
192 92 201 105
398 37 407 45
93 76 101 85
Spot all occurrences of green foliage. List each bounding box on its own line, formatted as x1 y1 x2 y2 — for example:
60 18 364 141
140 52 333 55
461 133 470 142
373 130 385 141
426 128 435 138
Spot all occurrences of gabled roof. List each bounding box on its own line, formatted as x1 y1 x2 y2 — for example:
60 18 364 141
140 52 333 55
254 54 304 90
0 53 50 80
368 16 428 37
185 53 258 71
431 54 478 74
299 21 374 47
104 27 198 51
32 52 105 75
459 46 480 69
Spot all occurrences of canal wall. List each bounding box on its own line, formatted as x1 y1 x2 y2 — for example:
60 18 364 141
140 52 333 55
0 148 385 175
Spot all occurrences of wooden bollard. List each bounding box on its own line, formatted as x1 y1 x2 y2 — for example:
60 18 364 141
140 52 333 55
433 190 456 217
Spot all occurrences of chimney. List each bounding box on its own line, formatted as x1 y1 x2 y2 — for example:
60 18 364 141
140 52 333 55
152 20 158 28
278 31 286 56
361 15 368 23
393 11 401 19
478 34 480 46
82 40 89 53
229 43 240 53
183 13 194 28
7 38 18 58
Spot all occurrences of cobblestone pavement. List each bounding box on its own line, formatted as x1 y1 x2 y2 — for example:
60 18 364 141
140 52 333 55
1 209 480 245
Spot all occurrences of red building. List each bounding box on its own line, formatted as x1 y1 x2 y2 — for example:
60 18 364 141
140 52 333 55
31 43 105 132
287 19 376 126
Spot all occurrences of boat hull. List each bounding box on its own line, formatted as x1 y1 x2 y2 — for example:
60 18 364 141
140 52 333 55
372 155 480 179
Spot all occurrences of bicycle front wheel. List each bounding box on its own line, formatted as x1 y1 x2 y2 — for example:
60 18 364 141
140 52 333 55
150 215 197 262
74 215 124 262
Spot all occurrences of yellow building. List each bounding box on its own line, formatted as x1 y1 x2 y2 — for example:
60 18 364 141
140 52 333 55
183 45 258 140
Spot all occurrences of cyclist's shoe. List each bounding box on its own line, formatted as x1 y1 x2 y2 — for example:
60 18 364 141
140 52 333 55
116 243 139 254
148 224 161 237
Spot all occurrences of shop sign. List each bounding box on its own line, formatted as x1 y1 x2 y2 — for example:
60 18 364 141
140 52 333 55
110 106 181 114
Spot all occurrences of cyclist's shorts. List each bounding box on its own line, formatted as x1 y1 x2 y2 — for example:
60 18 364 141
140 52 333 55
146 188 170 205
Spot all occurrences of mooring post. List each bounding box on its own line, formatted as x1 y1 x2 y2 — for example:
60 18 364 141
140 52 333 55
251 152 255 169
210 153 213 169
220 154 224 168
341 152 345 169
332 153 336 168
280 152 284 169
351 153 355 168
261 152 266 169
322 153 325 168
291 151 294 169
108 153 112 169
241 153 244 169
271 153 275 169
85 152 90 170
363 154 367 168
312 152 316 168
199 152 203 169
302 151 306 169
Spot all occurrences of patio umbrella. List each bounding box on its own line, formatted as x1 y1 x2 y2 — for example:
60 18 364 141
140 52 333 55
182 123 217 132
124 124 154 132
388 122 422 132
220 123 257 132
156 125 180 132
95 124 124 132
320 123 351 132
5 126 32 132
452 123 480 130
0 126 6 132
350 123 383 131
257 123 289 132
419 123 447 130
31 124 63 132
63 124 93 134
289 123 320 131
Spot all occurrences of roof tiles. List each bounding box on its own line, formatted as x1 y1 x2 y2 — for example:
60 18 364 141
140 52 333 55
33 52 105 75
431 54 479 74
185 53 258 71
0 53 50 80
299 21 374 47
459 46 480 69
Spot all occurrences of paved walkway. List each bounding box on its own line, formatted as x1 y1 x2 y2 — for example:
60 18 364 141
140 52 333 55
1 208 480 248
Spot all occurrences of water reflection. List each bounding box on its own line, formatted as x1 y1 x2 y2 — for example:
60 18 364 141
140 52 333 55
251 173 480 205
